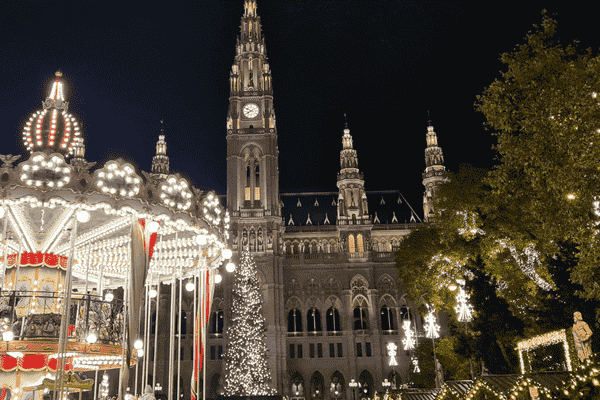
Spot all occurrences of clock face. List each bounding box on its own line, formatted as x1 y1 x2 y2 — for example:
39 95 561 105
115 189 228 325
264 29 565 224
243 103 260 119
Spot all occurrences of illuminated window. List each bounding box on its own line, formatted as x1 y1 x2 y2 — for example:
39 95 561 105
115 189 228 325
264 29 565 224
357 234 364 253
348 235 355 253
255 187 260 200
245 187 251 201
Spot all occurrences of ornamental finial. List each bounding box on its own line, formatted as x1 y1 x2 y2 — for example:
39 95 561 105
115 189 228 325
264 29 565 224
427 110 432 127
344 113 348 129
55 70 63 77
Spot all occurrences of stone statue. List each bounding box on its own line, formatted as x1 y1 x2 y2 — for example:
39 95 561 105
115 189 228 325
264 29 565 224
573 311 593 361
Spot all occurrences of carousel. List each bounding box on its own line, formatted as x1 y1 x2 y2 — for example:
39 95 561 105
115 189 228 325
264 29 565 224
0 72 232 400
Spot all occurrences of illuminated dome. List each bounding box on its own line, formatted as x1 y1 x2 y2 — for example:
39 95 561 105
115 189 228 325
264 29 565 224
22 71 80 155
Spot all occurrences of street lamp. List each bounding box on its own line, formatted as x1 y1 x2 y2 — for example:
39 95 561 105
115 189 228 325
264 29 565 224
349 379 358 400
155 383 162 393
382 379 391 394
424 304 440 388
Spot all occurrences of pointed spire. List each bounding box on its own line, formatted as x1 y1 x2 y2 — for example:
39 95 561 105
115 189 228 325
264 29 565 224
342 113 353 150
152 120 169 176
427 110 432 127
244 0 257 17
48 71 65 102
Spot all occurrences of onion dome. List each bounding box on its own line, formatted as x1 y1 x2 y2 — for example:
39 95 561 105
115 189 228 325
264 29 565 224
22 71 81 155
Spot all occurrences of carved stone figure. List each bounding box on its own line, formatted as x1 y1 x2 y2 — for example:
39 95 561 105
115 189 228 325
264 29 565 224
573 311 593 361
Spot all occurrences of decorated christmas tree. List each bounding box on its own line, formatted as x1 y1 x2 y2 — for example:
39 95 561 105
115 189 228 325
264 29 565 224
223 249 276 396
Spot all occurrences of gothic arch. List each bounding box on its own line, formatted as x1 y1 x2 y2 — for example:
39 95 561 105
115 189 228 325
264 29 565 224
323 275 342 294
310 371 324 400
378 294 397 307
240 142 264 158
324 295 343 311
350 274 369 290
285 296 303 312
377 273 396 295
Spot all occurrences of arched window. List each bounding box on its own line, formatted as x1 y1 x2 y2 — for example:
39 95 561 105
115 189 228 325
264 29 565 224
380 305 395 331
353 300 369 330
210 309 224 335
357 234 364 253
326 307 341 332
326 242 331 254
307 308 322 332
255 164 260 201
288 309 303 334
348 235 355 253
245 164 251 200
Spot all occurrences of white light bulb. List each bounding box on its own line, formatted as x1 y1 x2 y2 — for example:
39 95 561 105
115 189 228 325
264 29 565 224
105 292 114 302
3 331 14 341
195 235 207 245
147 221 159 233
76 210 90 223
222 248 233 260
185 281 195 292
226 262 235 273
87 333 97 344
134 339 143 350
215 274 222 284
149 289 157 298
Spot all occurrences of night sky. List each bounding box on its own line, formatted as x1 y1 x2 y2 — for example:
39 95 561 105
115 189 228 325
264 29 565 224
0 2 597 216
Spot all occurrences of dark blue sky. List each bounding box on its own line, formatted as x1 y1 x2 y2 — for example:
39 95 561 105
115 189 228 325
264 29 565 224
0 1 597 214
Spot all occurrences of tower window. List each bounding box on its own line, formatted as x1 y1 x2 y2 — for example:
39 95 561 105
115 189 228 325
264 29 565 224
357 234 364 253
348 235 355 253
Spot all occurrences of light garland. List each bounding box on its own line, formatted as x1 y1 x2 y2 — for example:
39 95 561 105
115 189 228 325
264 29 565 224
96 161 141 197
516 328 572 374
19 153 71 188
496 240 553 291
160 175 193 210
99 373 110 398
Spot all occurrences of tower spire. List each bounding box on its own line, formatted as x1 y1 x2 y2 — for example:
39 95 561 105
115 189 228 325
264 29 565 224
151 120 169 177
422 114 449 221
337 115 370 224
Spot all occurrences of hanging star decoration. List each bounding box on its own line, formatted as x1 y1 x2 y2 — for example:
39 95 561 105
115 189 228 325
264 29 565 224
454 285 474 323
424 307 440 339
386 342 398 367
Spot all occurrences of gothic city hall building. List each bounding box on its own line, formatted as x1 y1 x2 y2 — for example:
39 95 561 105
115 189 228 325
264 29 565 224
150 1 449 398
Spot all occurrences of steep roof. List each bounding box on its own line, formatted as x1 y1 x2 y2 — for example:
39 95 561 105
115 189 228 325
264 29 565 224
280 190 421 227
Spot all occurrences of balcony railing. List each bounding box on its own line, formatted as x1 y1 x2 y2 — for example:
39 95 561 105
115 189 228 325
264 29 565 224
0 290 124 344
283 253 348 264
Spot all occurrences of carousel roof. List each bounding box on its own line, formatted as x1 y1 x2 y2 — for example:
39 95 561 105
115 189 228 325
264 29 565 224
22 71 80 156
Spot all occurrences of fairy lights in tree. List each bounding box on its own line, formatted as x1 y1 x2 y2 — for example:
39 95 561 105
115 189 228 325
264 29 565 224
402 320 415 350
19 153 71 188
99 373 110 398
160 175 193 210
496 240 553 291
96 161 141 197
223 249 275 396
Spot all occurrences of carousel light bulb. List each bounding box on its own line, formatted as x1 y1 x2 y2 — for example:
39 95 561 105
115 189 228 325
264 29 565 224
76 210 90 223
147 221 159 233
149 289 157 298
3 331 14 341
137 349 144 358
185 281 195 292
87 332 97 344
105 292 114 302
215 274 222 284
226 262 235 273
195 235 207 245
222 248 233 260
134 339 143 349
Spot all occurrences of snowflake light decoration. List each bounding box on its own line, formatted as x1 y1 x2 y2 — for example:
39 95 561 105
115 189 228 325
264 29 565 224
19 153 71 188
402 320 416 350
454 285 474 323
160 175 193 210
202 192 223 226
386 342 398 366
424 307 440 339
96 160 141 197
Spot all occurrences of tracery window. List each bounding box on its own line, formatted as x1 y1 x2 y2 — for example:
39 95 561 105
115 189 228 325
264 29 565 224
307 308 322 332
380 305 395 331
357 234 364 253
326 307 341 332
210 309 224 335
348 235 356 253
288 309 303 334
353 298 369 330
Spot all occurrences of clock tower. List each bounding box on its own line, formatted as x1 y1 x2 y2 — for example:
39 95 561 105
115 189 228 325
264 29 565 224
225 0 285 393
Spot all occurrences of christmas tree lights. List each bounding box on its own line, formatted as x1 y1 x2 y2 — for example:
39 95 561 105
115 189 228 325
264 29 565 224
223 249 275 396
